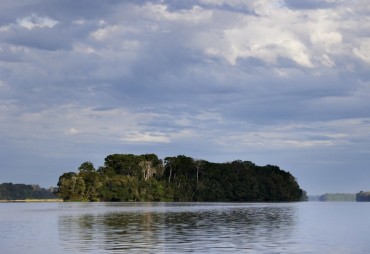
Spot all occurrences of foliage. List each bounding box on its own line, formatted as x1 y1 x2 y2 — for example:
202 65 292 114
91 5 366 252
57 154 306 202
0 183 56 200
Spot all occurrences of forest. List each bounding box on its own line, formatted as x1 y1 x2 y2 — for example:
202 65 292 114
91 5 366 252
57 154 307 202
356 191 370 202
0 183 56 200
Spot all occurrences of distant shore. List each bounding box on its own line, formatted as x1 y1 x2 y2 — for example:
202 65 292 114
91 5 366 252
0 199 63 203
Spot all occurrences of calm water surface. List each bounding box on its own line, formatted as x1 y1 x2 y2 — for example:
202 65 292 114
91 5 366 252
1 202 369 253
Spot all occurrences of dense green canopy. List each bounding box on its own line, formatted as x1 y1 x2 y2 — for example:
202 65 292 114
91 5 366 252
57 154 306 202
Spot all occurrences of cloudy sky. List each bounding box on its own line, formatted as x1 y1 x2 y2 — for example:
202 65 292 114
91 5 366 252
1 0 369 194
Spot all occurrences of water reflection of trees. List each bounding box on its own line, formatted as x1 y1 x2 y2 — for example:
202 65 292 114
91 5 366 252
58 203 297 253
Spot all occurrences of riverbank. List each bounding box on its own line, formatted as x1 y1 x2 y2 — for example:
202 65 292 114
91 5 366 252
0 199 63 203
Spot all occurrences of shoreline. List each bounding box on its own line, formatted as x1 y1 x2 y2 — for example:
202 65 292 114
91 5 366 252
0 199 63 203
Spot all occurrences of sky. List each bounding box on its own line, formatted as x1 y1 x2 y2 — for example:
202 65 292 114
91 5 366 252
0 0 369 195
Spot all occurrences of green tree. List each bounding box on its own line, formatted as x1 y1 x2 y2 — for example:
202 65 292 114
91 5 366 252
56 153 306 202
78 161 95 172
78 162 102 201
57 172 86 201
104 154 144 178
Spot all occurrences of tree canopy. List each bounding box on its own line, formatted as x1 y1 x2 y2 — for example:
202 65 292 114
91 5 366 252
57 154 306 202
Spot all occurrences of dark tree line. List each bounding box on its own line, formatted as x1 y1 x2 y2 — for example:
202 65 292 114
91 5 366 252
356 191 370 202
0 183 56 200
57 154 307 202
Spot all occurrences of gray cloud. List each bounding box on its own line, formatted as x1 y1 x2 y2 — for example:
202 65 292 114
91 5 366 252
283 0 338 9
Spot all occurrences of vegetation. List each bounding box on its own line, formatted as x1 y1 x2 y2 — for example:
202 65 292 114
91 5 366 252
57 154 306 202
356 191 370 202
318 193 356 202
0 183 56 200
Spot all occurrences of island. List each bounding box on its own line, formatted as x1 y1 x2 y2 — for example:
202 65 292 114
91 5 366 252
356 191 370 202
309 192 370 202
56 153 307 202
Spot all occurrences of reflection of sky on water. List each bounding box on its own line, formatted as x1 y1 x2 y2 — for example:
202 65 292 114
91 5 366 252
1 203 370 253
58 203 297 253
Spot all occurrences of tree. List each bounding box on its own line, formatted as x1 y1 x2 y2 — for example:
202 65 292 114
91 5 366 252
79 161 95 172
56 153 306 202
79 168 102 201
194 159 205 184
141 153 163 180
104 154 143 178
57 172 87 201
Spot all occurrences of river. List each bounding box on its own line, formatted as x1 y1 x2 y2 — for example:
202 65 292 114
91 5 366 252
1 202 369 253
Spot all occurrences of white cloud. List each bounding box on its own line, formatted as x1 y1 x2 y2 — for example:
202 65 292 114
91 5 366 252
198 1 370 70
91 25 139 41
67 128 79 135
122 132 170 143
143 3 213 24
17 14 58 30
310 31 342 48
201 3 315 67
353 39 370 65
